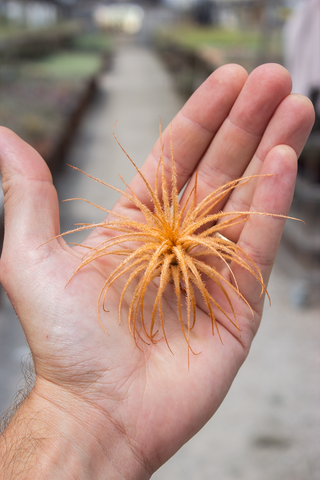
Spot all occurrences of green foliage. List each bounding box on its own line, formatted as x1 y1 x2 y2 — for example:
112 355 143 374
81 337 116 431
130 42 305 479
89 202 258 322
22 52 102 79
0 21 83 59
73 33 112 53
0 20 82 41
0 51 103 157
157 26 261 51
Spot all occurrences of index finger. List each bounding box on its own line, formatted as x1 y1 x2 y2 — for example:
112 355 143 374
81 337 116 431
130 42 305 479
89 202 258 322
112 64 248 215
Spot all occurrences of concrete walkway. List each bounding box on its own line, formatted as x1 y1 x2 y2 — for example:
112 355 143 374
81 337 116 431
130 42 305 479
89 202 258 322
0 42 319 480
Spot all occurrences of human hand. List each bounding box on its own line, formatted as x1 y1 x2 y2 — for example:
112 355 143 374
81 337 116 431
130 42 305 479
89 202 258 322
0 64 314 479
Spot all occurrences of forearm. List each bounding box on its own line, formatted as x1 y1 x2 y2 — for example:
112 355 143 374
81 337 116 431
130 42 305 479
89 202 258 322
0 382 151 480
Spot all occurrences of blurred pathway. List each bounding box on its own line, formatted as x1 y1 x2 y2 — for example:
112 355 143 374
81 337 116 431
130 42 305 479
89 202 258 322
0 41 319 480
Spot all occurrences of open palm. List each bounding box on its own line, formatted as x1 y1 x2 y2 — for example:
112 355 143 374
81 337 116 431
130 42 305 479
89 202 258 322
0 64 314 477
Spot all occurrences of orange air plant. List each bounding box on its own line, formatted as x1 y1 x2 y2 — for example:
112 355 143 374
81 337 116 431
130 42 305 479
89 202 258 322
55 123 294 355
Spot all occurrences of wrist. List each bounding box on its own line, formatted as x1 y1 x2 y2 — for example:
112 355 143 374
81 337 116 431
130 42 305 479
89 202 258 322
0 378 152 480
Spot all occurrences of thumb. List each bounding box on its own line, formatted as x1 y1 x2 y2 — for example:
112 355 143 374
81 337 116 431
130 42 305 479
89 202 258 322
0 127 60 255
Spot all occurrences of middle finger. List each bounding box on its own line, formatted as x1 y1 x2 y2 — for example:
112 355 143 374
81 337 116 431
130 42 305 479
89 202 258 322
180 63 292 208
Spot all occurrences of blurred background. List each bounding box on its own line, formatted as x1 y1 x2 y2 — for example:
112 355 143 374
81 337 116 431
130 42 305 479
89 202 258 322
0 0 319 478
